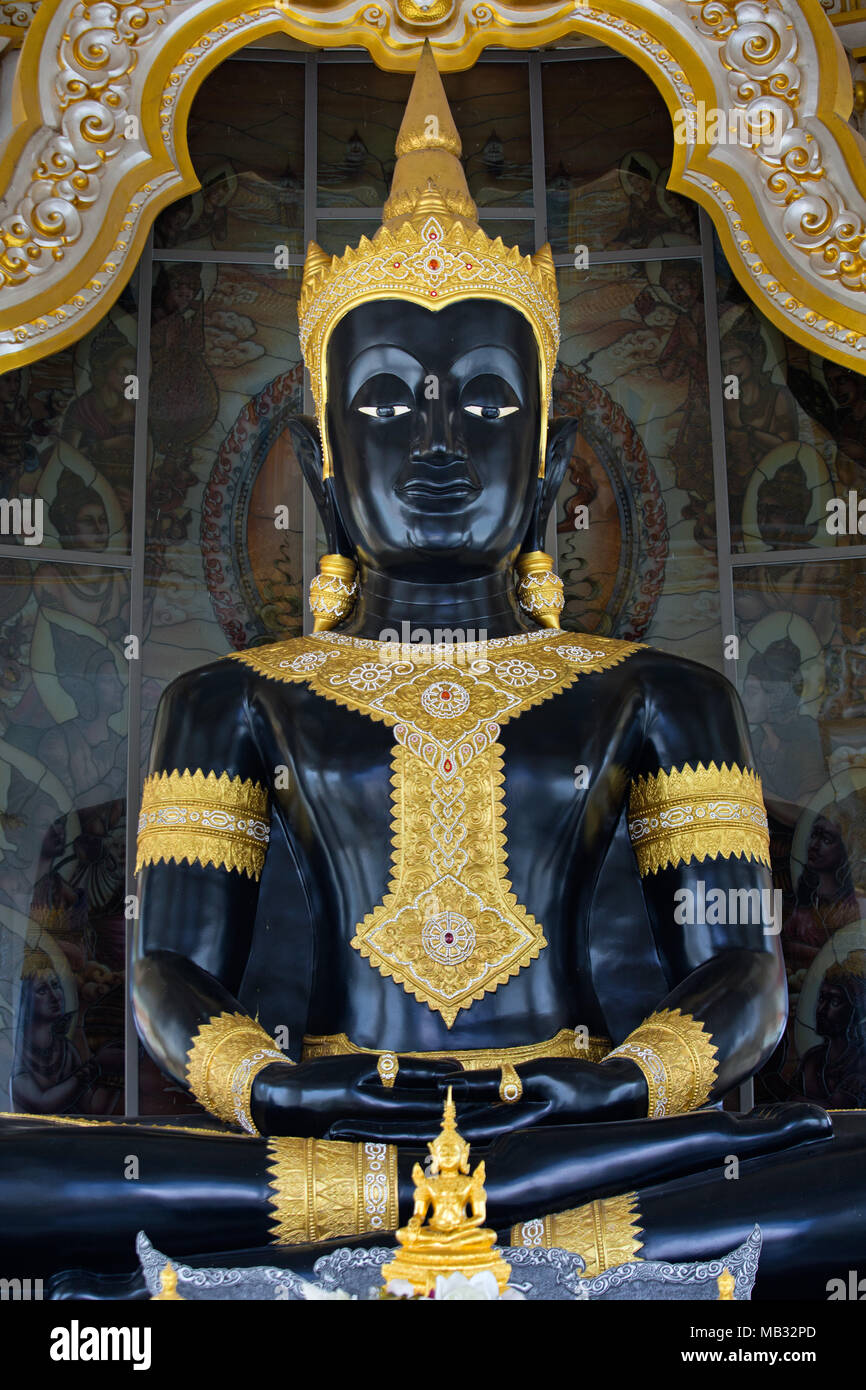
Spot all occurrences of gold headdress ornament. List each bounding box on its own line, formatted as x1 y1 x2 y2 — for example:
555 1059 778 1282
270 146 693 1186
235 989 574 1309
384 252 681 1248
298 41 560 480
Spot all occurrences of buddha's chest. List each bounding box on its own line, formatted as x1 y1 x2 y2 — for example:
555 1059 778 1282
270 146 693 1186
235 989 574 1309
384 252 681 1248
239 633 643 1027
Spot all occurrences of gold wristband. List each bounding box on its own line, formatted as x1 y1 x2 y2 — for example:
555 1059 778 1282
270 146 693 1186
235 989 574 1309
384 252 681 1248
605 1008 718 1117
186 1011 289 1134
267 1138 399 1245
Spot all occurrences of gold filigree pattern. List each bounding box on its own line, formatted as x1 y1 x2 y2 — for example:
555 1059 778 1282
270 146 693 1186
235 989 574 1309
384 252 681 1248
137 768 270 880
301 1026 612 1067
627 762 769 876
685 0 866 294
231 630 640 1025
511 1192 644 1276
606 1007 719 1117
266 1137 398 1245
185 1011 289 1133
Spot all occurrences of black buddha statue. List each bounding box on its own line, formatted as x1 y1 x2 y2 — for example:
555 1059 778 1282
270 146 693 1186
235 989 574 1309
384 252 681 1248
2 44 864 1300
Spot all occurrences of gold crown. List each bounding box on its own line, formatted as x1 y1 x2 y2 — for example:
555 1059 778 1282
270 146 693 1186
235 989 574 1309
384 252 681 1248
298 41 559 479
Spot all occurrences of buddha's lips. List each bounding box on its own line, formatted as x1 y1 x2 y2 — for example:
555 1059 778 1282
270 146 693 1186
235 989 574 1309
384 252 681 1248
396 462 481 503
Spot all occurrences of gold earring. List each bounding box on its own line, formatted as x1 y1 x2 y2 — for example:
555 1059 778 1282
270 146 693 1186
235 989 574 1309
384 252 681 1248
309 553 358 632
515 550 564 630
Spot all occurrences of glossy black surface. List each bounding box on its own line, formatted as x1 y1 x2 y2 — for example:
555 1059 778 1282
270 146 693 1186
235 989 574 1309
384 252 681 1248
2 298 864 1292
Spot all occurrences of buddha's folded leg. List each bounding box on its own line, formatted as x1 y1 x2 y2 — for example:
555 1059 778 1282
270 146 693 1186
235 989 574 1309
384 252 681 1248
510 1111 866 1299
0 1116 398 1279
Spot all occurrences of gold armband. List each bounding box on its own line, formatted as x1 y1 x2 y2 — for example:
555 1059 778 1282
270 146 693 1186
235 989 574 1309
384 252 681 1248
186 1011 289 1134
605 1008 718 1118
267 1138 399 1245
511 1192 643 1277
627 761 769 876
136 768 270 880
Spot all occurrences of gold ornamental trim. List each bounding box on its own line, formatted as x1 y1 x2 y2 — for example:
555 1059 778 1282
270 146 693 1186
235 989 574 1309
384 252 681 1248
231 630 640 1025
137 768 270 881
606 1007 719 1117
185 1010 288 1132
266 1137 399 1245
511 1192 644 1277
627 762 770 876
0 2 864 374
301 1026 612 1068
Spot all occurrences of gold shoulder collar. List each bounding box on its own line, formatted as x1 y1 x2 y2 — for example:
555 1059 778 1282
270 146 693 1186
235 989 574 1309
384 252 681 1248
230 631 641 1026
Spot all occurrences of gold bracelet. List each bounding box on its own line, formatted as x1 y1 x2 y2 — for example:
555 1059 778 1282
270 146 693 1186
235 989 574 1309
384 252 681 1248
266 1137 399 1245
605 1008 718 1117
186 1011 289 1134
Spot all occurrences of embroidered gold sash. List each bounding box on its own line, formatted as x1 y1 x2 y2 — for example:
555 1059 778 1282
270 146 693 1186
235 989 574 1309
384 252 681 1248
232 630 640 1026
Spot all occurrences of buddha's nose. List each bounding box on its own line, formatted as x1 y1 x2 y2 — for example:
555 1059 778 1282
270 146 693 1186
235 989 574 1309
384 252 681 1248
411 396 467 466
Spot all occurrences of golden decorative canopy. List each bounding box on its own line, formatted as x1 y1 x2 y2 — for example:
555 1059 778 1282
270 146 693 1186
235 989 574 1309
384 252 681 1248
0 1 863 374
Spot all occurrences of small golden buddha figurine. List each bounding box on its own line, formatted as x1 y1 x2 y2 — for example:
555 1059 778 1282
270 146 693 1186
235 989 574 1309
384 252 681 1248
382 1088 511 1297
151 1261 185 1300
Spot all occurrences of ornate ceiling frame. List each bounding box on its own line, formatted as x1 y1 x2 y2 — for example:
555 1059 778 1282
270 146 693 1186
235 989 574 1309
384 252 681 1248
0 0 864 373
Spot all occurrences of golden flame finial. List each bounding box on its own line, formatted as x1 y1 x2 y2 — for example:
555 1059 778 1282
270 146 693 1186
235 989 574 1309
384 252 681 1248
384 41 476 227
297 43 559 479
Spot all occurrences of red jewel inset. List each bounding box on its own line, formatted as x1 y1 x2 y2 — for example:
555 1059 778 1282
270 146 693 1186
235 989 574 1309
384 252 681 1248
444 933 454 944
440 689 451 699
465 262 473 270
393 261 401 268
429 231 438 240
428 259 440 271
430 290 437 296
444 759 452 772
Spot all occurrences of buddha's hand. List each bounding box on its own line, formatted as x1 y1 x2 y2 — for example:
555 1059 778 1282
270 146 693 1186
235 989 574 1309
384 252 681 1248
249 1055 463 1139
325 1057 646 1145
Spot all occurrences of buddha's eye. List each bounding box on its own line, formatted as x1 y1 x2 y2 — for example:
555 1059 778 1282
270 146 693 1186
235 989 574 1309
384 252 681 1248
464 404 519 420
357 404 411 418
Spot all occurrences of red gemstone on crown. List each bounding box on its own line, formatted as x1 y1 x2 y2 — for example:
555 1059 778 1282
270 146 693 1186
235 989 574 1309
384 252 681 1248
444 933 454 944
444 759 452 772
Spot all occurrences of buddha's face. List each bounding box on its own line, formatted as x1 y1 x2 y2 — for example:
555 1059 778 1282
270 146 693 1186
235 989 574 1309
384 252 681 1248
324 300 540 579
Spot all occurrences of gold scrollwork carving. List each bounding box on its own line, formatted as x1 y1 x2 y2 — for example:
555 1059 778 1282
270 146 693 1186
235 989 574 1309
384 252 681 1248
0 1 864 374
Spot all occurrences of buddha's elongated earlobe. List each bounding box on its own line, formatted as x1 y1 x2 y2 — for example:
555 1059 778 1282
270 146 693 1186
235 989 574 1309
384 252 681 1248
515 417 579 630
309 554 358 632
515 551 564 629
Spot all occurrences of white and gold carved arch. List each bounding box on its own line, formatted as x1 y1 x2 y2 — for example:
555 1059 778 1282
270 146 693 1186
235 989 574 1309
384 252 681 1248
0 0 865 373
